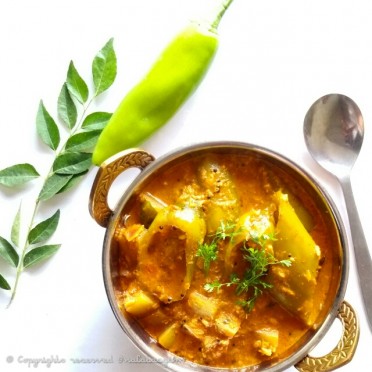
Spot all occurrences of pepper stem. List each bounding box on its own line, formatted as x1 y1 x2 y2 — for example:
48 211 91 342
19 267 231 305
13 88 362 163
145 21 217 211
210 0 235 30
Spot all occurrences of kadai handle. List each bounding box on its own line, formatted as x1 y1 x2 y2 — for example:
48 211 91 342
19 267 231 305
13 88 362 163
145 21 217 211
89 149 155 228
295 301 359 372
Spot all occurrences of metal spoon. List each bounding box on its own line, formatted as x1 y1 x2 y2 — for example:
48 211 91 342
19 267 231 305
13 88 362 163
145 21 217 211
303 93 372 331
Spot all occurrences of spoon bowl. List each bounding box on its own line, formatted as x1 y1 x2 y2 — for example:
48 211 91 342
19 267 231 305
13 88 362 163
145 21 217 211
303 93 372 331
304 94 364 178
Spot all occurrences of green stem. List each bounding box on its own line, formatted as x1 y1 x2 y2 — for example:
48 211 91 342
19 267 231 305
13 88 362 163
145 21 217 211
6 98 94 308
210 0 235 30
7 199 40 307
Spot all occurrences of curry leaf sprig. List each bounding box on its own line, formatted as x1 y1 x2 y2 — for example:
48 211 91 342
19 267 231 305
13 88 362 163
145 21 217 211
0 38 117 305
204 244 292 312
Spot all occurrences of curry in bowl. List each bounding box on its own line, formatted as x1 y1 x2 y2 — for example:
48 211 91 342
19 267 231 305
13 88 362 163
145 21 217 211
95 144 347 370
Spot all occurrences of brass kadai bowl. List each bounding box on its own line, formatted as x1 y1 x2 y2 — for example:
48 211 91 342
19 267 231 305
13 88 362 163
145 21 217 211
89 142 359 372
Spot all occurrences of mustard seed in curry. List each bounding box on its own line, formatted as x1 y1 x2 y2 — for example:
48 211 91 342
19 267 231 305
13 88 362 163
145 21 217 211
111 152 341 369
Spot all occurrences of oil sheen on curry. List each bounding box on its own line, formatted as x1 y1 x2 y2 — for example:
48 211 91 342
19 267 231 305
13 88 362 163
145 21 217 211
110 151 341 368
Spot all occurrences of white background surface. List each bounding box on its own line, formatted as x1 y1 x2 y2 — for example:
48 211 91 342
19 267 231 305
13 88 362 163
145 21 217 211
0 0 371 371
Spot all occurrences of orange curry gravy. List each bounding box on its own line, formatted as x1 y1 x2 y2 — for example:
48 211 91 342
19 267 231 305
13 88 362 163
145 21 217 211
110 151 342 369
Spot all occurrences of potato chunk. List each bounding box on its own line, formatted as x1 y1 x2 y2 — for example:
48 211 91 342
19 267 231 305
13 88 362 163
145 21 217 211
253 328 279 356
183 318 206 340
158 323 179 349
215 311 241 338
123 289 159 317
188 291 218 319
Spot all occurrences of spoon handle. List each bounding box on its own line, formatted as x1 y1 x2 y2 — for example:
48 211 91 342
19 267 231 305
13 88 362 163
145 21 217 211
340 177 372 332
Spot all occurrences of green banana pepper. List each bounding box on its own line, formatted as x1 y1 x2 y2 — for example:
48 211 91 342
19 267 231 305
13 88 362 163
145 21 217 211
138 205 206 303
93 0 234 165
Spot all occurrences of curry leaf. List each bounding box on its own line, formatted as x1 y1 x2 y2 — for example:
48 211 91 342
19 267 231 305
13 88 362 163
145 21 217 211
23 244 61 269
58 83 78 129
0 274 11 290
82 112 112 131
57 171 88 194
11 203 22 247
38 173 73 201
92 38 117 97
65 130 102 152
36 101 60 150
66 61 89 104
28 210 60 245
53 152 92 175
0 163 40 187
0 236 19 267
